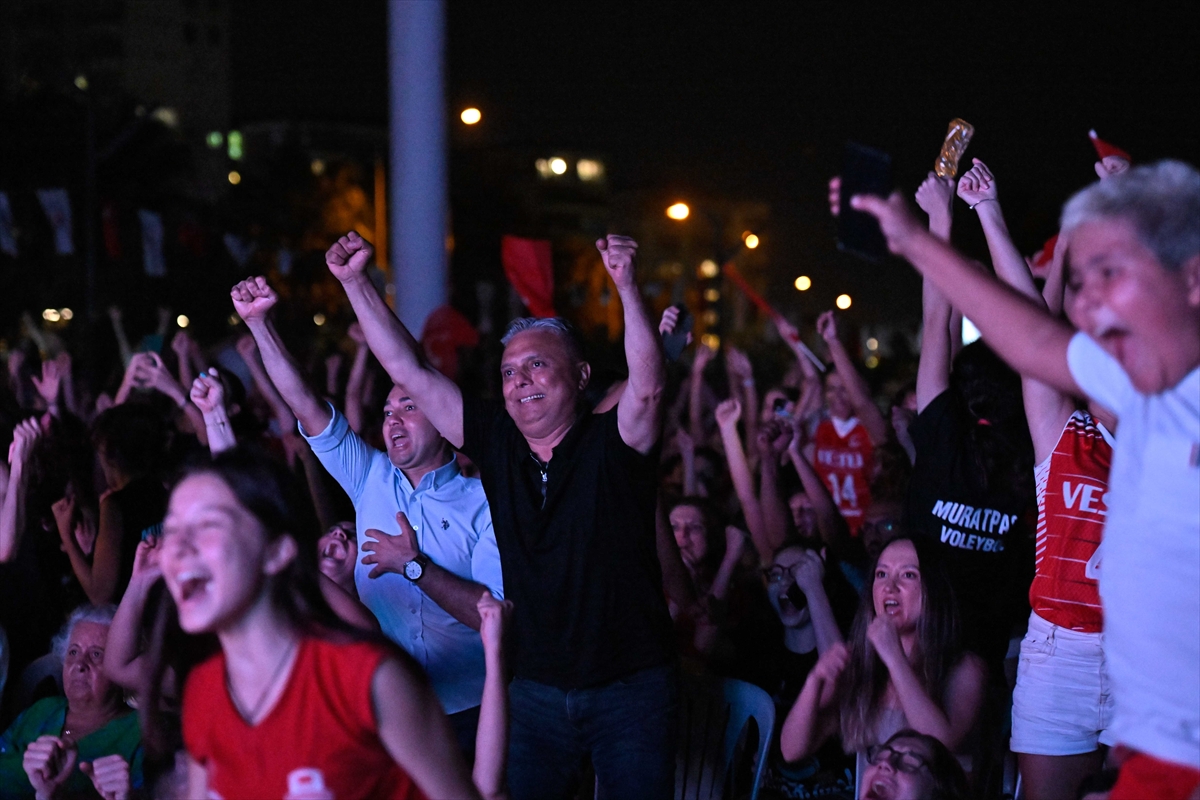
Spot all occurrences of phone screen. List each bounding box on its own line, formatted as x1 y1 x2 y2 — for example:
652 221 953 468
838 142 893 262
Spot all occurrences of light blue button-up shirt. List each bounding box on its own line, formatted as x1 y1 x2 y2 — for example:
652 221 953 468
301 406 502 714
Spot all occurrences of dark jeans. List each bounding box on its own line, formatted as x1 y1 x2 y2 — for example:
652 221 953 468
507 664 678 800
449 704 481 765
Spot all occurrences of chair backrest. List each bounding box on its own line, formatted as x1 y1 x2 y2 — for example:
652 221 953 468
676 672 775 800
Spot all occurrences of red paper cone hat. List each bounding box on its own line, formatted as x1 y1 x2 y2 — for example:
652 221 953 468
1089 130 1131 162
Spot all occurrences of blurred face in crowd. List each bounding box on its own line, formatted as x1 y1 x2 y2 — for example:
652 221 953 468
859 735 937 800
1066 217 1200 394
501 330 590 443
383 386 450 477
872 539 923 633
824 372 853 420
765 546 813 629
788 492 818 539
670 504 708 569
861 501 904 562
318 521 357 590
161 473 294 634
62 621 116 709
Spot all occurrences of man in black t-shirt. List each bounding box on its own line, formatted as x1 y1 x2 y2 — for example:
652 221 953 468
326 231 675 800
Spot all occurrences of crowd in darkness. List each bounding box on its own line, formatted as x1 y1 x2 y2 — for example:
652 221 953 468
0 131 1197 800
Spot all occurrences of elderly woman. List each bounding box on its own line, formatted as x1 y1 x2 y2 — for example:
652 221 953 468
0 605 142 800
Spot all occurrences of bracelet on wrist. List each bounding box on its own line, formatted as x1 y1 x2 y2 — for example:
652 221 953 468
969 198 997 211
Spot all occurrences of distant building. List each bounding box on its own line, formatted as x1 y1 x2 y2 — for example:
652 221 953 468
0 0 231 199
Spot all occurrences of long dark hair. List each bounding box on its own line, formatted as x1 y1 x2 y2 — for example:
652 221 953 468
949 342 1033 502
667 495 726 586
839 536 963 752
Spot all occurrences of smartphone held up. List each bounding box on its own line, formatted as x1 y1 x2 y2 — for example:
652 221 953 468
837 142 893 263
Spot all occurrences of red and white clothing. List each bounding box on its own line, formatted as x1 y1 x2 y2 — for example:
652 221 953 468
814 416 874 534
183 636 426 800
1030 411 1113 632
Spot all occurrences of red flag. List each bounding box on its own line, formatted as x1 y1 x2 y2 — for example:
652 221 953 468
421 305 480 379
501 235 555 318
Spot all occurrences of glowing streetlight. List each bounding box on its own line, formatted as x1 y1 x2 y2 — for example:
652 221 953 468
698 260 719 279
460 107 482 125
666 202 690 221
866 337 878 350
228 170 241 185
313 313 327 326
177 315 190 328
60 308 74 320
743 232 760 249
42 308 61 322
794 276 812 291
703 288 721 302
836 294 852 310
549 157 568 175
701 333 721 350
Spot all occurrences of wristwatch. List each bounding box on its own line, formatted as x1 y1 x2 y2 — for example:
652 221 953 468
403 554 429 582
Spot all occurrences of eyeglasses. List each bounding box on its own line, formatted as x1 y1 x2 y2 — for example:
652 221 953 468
866 744 930 774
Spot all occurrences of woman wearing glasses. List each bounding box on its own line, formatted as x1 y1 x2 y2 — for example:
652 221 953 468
779 536 986 789
858 729 968 800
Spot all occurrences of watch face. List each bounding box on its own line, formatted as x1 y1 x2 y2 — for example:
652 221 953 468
404 560 424 581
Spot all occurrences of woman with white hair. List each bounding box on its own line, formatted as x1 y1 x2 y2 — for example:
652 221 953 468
0 605 141 800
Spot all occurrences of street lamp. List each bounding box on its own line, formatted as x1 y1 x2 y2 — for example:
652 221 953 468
460 107 481 125
666 202 690 220
836 294 852 309
743 232 760 249
794 275 812 291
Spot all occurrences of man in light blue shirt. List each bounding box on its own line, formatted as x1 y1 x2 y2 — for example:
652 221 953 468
229 276 502 758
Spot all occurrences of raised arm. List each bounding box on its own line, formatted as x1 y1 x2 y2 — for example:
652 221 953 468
688 345 716 444
598 235 666 454
236 333 297 436
714 399 767 563
786 433 853 561
773 316 825 420
103 539 161 691
849 188 1081 396
755 421 796 561
190 370 238 455
958 161 1077 459
816 312 889 445
0 418 42 563
230 277 331 437
780 642 849 761
326 233 464 447
474 591 512 800
344 323 371 434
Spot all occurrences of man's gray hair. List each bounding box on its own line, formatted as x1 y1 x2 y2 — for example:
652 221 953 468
1060 159 1200 272
51 604 117 662
501 317 584 361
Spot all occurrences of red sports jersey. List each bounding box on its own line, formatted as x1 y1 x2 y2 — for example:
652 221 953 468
1029 412 1113 632
814 417 874 535
183 636 426 800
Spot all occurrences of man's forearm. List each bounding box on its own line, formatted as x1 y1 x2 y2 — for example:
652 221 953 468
245 318 330 435
418 564 486 631
902 232 1079 395
618 284 666 404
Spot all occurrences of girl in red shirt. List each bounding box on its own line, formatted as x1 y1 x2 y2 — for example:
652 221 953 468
158 448 480 800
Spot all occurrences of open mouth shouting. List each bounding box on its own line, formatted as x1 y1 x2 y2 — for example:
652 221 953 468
174 568 212 609
882 598 901 616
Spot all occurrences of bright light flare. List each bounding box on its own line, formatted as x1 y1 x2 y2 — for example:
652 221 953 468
42 308 61 322
836 294 852 310
794 276 812 291
460 107 482 125
549 157 568 175
313 313 327 326
177 315 190 328
666 202 690 220
743 233 760 249
698 260 719 279
228 170 241 185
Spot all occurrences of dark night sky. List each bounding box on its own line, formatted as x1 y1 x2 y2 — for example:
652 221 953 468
230 2 1200 325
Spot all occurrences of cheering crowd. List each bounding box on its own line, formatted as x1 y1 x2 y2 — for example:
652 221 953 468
0 130 1197 800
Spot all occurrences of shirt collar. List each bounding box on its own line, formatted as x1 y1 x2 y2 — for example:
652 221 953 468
395 453 461 493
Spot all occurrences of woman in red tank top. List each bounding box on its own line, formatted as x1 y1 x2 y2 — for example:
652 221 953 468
157 449 481 800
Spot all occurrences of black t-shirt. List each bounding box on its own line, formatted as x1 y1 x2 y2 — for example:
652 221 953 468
905 390 1034 669
461 399 674 689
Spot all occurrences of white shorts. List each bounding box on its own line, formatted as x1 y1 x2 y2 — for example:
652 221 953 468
1010 612 1115 756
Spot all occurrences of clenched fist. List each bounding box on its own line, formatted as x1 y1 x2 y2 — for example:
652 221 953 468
231 277 278 323
326 232 375 282
596 235 639 291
